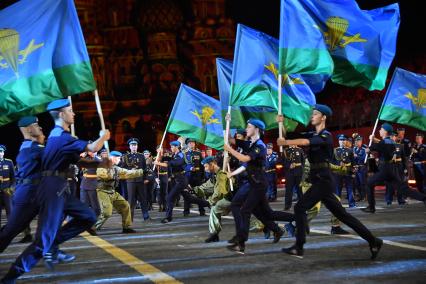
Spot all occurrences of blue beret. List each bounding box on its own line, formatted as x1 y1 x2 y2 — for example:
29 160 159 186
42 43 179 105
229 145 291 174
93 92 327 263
314 104 333 116
247 118 265 130
381 123 393 133
170 141 181 147
127 138 140 145
201 156 215 165
46 99 70 111
18 116 38 127
110 151 122 157
0 144 6 151
338 134 347 140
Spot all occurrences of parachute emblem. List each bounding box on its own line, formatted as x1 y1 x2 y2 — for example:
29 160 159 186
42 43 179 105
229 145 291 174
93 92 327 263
191 106 220 126
405 89 426 111
0 28 44 78
314 16 367 51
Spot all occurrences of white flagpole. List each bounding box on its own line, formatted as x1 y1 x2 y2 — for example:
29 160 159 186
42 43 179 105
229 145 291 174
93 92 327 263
278 74 285 153
223 106 232 172
93 90 110 154
153 130 168 171
364 69 397 163
67 96 76 137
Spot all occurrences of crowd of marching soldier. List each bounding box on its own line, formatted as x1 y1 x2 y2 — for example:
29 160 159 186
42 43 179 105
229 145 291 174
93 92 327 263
0 102 425 282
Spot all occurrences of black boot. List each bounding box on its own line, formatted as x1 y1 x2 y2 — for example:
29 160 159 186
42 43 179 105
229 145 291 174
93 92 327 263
227 235 238 244
331 226 350 235
282 244 304 258
370 238 383 260
227 241 245 254
205 233 219 243
122 228 137 234
361 206 376 213
1 267 21 284
273 229 284 243
18 234 33 243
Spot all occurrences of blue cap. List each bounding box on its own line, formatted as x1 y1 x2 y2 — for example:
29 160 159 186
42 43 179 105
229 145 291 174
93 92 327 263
381 123 393 133
170 141 181 147
201 156 215 165
46 99 70 111
314 104 333 116
247 118 265 130
127 138 140 145
18 116 38 127
110 151 122 157
0 144 6 152
338 134 347 141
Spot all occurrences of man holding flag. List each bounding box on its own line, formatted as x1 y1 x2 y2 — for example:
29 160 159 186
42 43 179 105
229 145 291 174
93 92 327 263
277 105 383 259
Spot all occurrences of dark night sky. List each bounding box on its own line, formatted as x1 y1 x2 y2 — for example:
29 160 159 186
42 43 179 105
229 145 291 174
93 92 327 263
0 0 424 158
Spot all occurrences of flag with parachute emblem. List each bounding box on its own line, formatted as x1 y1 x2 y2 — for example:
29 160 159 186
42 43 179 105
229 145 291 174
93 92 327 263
230 24 318 126
0 0 96 126
166 84 224 150
279 0 399 91
216 58 298 131
379 68 426 131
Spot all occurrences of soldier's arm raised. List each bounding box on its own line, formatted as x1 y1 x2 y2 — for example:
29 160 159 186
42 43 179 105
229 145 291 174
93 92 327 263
117 167 144 180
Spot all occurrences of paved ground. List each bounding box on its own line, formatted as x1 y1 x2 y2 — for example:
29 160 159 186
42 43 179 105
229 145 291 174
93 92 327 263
1 192 425 284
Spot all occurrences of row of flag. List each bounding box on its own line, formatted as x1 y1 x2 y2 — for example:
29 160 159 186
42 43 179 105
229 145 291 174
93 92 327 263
0 0 425 151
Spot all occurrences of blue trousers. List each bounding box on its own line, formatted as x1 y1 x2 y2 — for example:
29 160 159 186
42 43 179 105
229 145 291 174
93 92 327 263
0 186 37 253
7 177 96 277
165 175 188 220
335 174 356 207
232 182 293 242
354 165 367 199
266 172 277 200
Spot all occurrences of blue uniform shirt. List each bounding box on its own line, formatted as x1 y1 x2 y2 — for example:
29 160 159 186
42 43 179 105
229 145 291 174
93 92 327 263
42 126 88 172
16 140 44 182
370 137 396 163
246 139 267 185
265 152 278 171
0 157 15 189
353 146 367 165
169 151 186 174
306 129 333 164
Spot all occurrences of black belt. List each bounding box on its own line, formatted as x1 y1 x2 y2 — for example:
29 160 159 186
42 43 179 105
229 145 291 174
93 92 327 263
17 178 41 186
41 170 73 179
310 162 330 170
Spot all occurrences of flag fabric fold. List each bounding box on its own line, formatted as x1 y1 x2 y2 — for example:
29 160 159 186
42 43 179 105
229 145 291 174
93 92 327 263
279 0 400 91
230 24 317 126
166 84 224 150
0 0 96 126
379 68 426 131
216 58 298 132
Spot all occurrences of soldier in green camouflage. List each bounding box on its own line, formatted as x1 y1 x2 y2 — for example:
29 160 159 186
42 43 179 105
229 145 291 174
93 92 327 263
95 151 144 234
